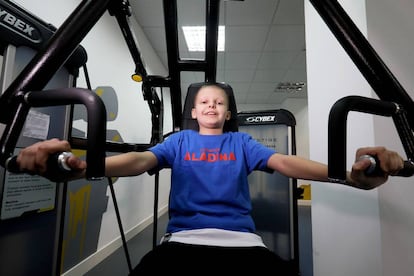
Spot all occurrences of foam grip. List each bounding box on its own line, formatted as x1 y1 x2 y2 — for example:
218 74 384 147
397 160 414 177
5 155 21 173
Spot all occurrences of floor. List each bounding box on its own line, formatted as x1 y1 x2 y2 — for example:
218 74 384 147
85 213 168 276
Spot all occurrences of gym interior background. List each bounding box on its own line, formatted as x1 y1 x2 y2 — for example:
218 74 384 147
0 1 413 276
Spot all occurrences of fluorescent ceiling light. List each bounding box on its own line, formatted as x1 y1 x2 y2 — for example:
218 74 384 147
182 26 225 52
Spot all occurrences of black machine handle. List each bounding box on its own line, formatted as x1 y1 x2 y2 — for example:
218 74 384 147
328 95 414 183
0 0 112 181
359 154 414 178
0 88 107 180
6 152 74 182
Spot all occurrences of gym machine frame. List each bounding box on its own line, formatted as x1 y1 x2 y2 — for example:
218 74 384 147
0 0 227 171
0 0 231 274
0 0 413 274
1 0 413 206
309 0 414 181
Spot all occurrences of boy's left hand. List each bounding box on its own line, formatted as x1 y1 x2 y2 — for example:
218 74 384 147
350 147 404 189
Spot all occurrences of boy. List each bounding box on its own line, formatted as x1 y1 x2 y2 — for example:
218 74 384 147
15 83 404 275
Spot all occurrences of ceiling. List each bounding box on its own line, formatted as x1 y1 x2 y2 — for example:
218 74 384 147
130 0 307 105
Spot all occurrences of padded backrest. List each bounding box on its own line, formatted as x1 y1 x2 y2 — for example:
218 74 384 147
182 82 238 132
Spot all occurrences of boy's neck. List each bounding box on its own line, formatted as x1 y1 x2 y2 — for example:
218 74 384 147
198 127 224 135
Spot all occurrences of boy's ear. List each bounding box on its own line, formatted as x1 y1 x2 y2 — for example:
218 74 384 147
225 110 231 120
191 108 197 119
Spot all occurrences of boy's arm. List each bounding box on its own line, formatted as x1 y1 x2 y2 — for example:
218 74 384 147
15 138 158 181
267 153 329 182
267 146 404 190
105 151 158 177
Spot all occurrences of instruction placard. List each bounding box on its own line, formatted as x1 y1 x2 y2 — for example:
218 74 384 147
22 109 50 140
1 149 56 220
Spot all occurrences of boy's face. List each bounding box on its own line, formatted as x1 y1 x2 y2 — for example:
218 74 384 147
191 85 231 134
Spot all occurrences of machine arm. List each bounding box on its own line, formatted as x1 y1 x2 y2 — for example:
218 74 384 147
2 88 107 180
328 96 414 183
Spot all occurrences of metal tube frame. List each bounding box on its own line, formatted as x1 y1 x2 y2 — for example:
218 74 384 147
310 0 414 180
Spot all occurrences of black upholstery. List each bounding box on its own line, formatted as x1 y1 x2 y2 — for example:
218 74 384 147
181 82 238 132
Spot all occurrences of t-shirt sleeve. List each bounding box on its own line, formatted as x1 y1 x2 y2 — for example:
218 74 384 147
147 132 179 174
242 133 276 173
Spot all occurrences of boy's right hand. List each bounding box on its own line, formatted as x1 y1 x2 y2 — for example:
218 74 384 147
14 138 87 181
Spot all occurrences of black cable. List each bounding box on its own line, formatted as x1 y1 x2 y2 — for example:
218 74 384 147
82 64 92 89
108 176 133 273
81 62 132 273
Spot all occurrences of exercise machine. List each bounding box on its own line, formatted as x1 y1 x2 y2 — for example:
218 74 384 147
238 109 300 269
0 0 413 275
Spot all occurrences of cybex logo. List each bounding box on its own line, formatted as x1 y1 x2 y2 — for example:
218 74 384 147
245 116 276 123
0 7 41 43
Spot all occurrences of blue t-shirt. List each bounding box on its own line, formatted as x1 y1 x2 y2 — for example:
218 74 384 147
149 130 276 233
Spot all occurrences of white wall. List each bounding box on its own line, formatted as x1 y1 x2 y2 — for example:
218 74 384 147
366 1 414 275
13 0 171 272
305 1 383 275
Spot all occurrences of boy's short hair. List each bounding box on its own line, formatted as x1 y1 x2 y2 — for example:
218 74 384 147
193 83 229 107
